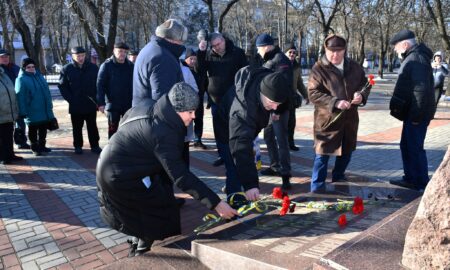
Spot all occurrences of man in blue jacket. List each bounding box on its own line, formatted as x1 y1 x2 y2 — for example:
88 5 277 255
59 46 101 155
132 19 187 106
388 30 436 191
97 42 134 138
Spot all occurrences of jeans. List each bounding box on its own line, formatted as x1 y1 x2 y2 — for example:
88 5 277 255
311 153 352 192
194 90 206 141
107 110 126 139
400 120 430 189
263 110 291 176
70 112 100 148
288 107 297 146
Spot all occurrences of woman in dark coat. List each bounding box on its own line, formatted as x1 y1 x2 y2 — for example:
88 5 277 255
96 82 237 257
307 35 370 193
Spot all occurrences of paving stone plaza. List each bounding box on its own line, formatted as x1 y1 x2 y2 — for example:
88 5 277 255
1 73 449 269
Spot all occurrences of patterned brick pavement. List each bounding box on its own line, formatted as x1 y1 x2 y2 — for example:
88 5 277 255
1 74 449 269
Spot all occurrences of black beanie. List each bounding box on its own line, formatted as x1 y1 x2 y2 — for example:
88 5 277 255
260 72 289 103
168 82 199 112
21 58 36 69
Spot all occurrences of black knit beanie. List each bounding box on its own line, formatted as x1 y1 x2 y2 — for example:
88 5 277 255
21 58 36 69
260 72 289 103
168 82 199 112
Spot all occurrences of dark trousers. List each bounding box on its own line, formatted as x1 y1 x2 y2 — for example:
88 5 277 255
28 123 48 148
288 107 297 146
14 118 28 146
70 112 100 148
400 120 430 189
194 91 206 141
107 111 126 139
0 122 14 161
264 110 291 176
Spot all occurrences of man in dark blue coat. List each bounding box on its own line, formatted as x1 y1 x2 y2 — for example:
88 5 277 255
0 48 29 149
97 82 238 257
97 42 134 138
59 46 101 154
388 30 436 191
132 19 187 106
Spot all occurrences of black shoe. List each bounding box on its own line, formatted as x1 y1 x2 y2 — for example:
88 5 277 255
41 147 51 153
2 160 11 165
212 157 224 167
91 146 102 154
134 247 151 256
127 239 138 258
176 198 185 208
281 175 292 190
389 179 416 190
10 155 24 161
331 176 348 182
260 167 279 176
18 143 31 150
74 147 83 154
193 141 208 150
289 145 299 151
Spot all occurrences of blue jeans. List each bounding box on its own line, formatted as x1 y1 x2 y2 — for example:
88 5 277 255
311 153 352 192
400 120 430 189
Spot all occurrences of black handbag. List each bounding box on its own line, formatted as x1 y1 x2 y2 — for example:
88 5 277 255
47 118 59 131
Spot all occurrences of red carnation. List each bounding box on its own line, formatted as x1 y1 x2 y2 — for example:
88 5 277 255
280 207 288 216
279 196 290 216
352 196 364 215
369 79 376 86
338 214 347 226
272 187 284 199
368 74 375 80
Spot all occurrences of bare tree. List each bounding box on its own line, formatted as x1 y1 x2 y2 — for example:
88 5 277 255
423 0 450 56
201 0 241 32
312 0 343 38
0 1 14 62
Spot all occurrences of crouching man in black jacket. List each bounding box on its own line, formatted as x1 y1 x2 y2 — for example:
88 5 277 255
96 82 238 257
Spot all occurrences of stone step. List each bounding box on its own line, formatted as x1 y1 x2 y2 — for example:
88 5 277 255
190 182 421 270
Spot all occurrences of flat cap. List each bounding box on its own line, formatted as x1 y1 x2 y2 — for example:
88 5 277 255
324 34 347 51
389 29 415 45
71 46 86 54
114 42 129 50
0 49 10 56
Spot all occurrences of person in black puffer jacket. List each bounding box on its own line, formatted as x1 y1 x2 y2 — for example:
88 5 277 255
388 29 436 191
96 82 237 257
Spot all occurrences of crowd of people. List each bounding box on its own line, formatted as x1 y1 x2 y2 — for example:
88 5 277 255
0 19 441 257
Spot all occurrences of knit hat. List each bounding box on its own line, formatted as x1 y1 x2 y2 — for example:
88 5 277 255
0 49 10 56
71 46 86 54
185 48 197 59
128 49 139 56
168 82 199 112
389 29 415 46
155 19 188 42
256 33 274 47
21 58 36 69
324 34 347 51
260 72 289 103
114 42 129 50
285 43 297 52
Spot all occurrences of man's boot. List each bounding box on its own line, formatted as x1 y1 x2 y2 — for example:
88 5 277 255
31 143 42 156
281 175 292 190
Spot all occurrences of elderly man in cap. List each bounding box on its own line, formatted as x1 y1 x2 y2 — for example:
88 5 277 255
307 34 370 193
59 46 101 154
285 43 308 151
127 50 139 63
255 33 294 190
97 42 134 138
388 29 435 191
132 19 188 106
0 49 30 150
97 82 238 257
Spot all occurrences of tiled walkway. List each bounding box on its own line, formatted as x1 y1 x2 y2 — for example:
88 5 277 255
1 74 449 269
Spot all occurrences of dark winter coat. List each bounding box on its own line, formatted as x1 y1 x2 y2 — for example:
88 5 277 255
58 61 99 114
97 56 134 112
308 55 369 156
132 35 184 106
261 47 293 112
96 96 221 240
197 39 247 104
0 67 18 124
229 66 274 191
292 59 308 107
1 63 20 85
15 69 55 125
390 43 436 123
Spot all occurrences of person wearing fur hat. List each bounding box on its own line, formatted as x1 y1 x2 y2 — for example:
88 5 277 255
307 34 371 193
255 33 294 190
15 58 55 156
388 29 435 191
96 82 238 257
97 42 134 138
132 19 188 106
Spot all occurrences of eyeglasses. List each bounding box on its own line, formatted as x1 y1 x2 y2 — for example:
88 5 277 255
25 65 35 69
